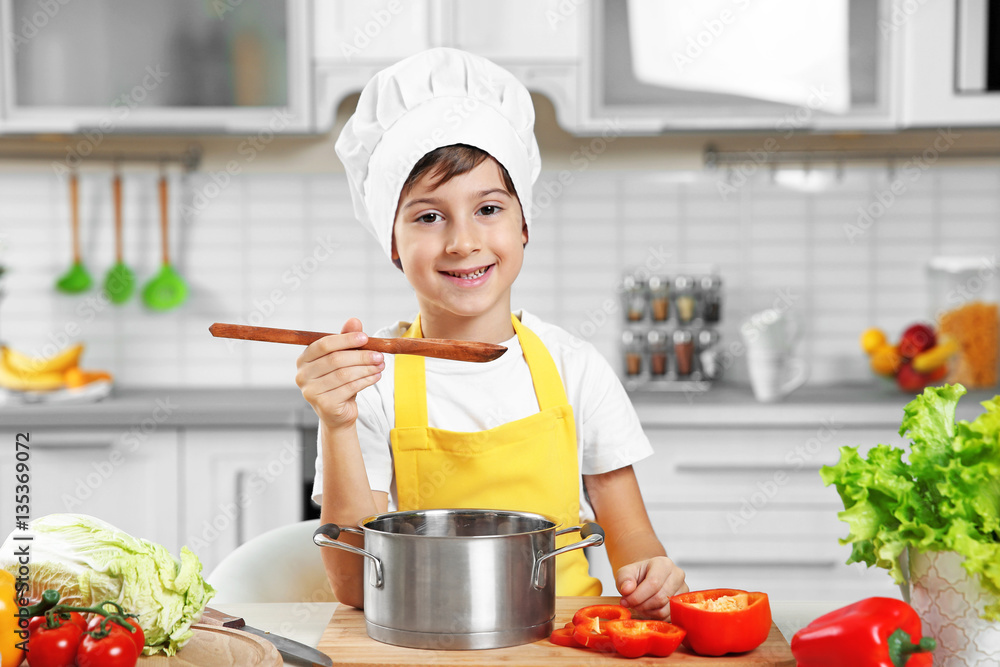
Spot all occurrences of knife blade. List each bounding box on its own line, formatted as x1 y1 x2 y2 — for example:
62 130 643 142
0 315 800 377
200 608 333 667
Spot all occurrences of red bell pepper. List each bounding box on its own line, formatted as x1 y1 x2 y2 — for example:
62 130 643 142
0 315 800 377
548 625 582 648
669 588 772 656
790 597 936 667
571 616 614 651
603 619 686 658
571 604 631 627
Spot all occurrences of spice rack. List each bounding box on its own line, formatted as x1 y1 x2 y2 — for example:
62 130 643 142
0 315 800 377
620 268 723 393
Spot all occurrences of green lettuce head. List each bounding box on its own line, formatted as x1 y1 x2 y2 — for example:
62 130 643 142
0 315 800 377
821 384 1000 621
0 514 215 656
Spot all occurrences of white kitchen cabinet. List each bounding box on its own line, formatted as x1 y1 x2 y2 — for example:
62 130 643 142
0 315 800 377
0 0 314 134
312 0 585 133
588 426 903 601
180 428 303 575
0 428 179 552
899 0 1000 127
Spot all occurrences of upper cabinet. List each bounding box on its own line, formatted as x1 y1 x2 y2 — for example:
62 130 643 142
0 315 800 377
312 0 900 135
0 0 314 134
900 0 1000 127
3 0 996 136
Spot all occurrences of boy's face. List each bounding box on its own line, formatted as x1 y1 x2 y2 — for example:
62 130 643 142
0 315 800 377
392 158 528 325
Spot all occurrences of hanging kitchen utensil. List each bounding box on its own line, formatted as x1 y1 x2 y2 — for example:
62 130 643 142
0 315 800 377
209 322 508 363
55 172 93 293
103 171 135 303
141 173 187 311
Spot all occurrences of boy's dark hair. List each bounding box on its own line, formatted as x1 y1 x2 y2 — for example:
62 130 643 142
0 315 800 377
393 144 525 271
400 144 519 201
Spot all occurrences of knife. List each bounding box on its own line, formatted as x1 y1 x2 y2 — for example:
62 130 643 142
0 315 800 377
200 607 333 667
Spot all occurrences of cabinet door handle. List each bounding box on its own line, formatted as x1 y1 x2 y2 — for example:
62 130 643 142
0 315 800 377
681 560 840 569
675 463 822 473
28 435 115 449
234 470 248 547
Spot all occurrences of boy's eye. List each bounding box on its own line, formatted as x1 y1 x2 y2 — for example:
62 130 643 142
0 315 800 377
418 213 440 223
479 205 501 216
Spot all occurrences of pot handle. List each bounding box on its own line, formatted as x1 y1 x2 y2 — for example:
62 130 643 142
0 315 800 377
313 523 384 589
532 522 605 590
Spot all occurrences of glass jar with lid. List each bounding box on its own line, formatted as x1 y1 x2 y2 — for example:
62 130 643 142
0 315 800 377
622 275 647 322
697 329 721 379
673 275 696 324
622 329 645 378
648 275 670 322
673 329 694 377
647 329 669 377
699 275 723 324
928 257 999 388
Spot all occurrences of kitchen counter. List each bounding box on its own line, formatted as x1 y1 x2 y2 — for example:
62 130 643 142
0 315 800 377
1 383 995 429
213 600 841 665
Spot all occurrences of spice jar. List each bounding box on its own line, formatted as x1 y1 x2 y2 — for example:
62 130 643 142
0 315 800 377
697 329 721 379
673 275 696 324
622 275 647 322
622 329 645 377
673 329 694 377
647 329 669 377
648 275 670 322
700 275 722 324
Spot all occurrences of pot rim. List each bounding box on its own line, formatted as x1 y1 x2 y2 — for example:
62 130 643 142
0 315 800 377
356 507 565 539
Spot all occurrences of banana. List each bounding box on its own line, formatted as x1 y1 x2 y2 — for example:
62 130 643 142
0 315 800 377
1 343 84 375
0 355 65 391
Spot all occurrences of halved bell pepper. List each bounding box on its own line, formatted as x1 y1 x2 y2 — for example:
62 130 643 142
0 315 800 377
669 588 772 656
548 623 582 648
571 604 631 627
790 597 936 667
604 619 686 658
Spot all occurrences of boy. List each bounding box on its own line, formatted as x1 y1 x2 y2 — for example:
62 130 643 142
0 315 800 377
298 48 686 618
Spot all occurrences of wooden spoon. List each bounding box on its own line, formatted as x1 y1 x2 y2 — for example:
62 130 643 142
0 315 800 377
209 323 507 363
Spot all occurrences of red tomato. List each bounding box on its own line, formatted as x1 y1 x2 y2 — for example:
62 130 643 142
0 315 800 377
87 616 145 656
76 630 139 667
25 622 83 667
28 611 87 636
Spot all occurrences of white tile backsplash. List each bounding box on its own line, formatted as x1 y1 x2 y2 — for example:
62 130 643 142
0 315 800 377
1 164 998 388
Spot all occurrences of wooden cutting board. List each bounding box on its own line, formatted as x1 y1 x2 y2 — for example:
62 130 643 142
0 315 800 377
318 596 795 666
137 624 282 666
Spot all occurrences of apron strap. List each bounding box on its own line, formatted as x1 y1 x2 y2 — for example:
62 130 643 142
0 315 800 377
510 314 570 413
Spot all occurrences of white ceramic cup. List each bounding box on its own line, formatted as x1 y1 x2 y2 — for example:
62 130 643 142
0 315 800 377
746 349 808 403
740 308 800 354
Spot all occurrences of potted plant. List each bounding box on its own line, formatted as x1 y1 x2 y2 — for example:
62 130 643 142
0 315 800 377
821 384 1000 665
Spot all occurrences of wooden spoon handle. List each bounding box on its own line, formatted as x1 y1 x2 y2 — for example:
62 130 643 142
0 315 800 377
209 323 507 363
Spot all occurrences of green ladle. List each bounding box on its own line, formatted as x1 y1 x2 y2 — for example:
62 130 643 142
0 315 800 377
104 173 135 304
142 174 187 311
55 173 93 293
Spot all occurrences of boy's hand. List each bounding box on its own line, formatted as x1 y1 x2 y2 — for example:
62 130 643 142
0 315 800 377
296 318 385 430
615 556 688 620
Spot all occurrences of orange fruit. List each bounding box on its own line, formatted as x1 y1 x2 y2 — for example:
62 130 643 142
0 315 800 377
860 328 888 355
870 344 902 377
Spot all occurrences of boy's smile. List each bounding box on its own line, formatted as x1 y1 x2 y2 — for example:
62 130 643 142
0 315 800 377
392 158 527 342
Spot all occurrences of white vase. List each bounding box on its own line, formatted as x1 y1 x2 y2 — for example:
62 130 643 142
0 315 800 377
906 549 1000 666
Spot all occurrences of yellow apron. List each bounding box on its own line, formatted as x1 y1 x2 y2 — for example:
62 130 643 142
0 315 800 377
389 313 602 596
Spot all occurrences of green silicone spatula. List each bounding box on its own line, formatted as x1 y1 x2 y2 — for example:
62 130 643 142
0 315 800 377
104 172 135 304
55 172 93 293
142 174 187 311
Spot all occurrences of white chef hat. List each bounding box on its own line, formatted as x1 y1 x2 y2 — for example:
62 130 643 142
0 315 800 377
335 48 541 259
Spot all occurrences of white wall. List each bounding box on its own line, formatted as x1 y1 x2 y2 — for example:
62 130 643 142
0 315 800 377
2 162 997 387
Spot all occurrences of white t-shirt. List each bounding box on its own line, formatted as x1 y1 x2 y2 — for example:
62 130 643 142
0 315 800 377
311 310 653 520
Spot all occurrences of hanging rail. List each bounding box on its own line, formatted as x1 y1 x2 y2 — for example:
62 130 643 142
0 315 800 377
704 144 1000 169
0 143 202 171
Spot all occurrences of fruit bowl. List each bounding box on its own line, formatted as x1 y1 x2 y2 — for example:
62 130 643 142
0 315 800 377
861 323 958 393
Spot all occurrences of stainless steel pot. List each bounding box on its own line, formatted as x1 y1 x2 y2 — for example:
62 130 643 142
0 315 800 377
313 508 604 650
